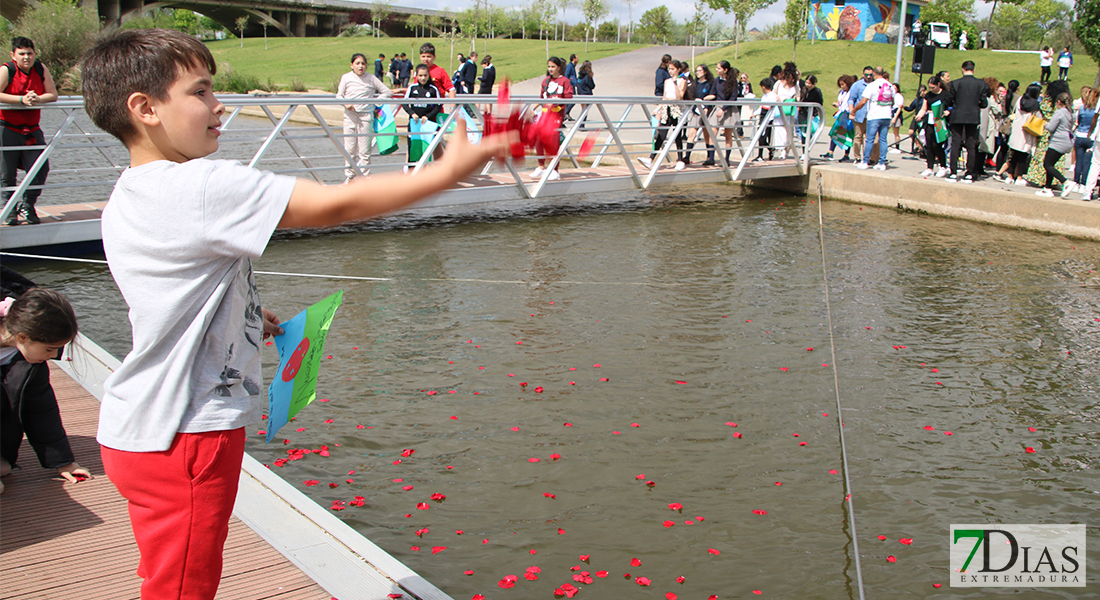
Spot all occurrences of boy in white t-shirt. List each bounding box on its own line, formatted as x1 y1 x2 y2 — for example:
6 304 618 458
80 29 512 600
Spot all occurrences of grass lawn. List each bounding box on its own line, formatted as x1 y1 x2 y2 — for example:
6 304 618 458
206 37 650 92
694 39 1099 115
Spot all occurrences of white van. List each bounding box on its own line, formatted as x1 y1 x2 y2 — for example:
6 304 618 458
928 22 951 48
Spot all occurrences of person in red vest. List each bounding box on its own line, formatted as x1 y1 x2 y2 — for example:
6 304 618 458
1 37 57 226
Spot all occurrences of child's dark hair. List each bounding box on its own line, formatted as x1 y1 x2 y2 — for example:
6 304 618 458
82 29 216 144
419 43 436 56
718 60 737 98
11 37 34 52
760 77 774 91
547 56 565 73
416 63 430 74
2 288 78 345
481 55 491 65
351 53 366 63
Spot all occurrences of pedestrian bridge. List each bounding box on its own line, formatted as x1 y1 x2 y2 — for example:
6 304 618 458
0 94 825 254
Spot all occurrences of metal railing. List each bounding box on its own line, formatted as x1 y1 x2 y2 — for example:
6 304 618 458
1 94 827 223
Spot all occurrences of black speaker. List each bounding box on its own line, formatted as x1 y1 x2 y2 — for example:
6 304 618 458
912 44 936 75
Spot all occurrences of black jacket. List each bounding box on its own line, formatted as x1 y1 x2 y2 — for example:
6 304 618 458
459 61 476 93
948 74 990 125
575 73 595 96
477 65 496 95
403 83 443 121
1 352 75 469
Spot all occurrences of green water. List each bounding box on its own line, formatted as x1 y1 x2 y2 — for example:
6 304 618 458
19 186 1099 599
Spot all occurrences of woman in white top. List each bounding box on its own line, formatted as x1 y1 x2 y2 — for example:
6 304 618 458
771 62 800 160
1039 46 1053 84
638 60 688 171
336 53 393 181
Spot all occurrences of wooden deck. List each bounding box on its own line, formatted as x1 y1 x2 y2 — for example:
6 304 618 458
0 363 331 600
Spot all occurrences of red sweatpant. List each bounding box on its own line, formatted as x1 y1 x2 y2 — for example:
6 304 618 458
101 428 246 600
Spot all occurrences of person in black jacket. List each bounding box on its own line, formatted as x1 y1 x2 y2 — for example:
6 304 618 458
947 60 991 182
477 55 496 94
403 64 443 168
398 53 412 88
1 285 90 491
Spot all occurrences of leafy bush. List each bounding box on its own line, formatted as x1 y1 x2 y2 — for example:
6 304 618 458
12 0 99 83
288 76 308 92
213 65 262 93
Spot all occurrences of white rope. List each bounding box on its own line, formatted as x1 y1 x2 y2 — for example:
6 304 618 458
815 173 867 600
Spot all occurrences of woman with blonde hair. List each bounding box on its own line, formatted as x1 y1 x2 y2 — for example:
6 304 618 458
1072 87 1096 191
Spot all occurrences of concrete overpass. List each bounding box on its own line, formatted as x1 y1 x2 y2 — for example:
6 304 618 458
1 0 450 38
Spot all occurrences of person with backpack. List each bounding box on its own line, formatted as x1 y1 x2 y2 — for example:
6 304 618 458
852 66 894 171
0 37 57 226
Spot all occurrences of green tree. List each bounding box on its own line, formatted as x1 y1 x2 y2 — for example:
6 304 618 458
235 15 249 47
582 0 608 49
783 0 810 59
173 9 199 35
638 5 673 43
1023 0 1071 48
990 3 1028 49
372 1 392 38
406 13 426 37
687 1 709 46
1072 0 1100 87
920 0 976 47
11 0 98 80
706 0 777 59
596 20 617 41
623 0 641 42
984 0 1025 46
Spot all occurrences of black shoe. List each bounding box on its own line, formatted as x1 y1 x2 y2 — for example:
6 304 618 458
4 211 18 226
837 155 851 163
19 203 40 224
702 159 716 166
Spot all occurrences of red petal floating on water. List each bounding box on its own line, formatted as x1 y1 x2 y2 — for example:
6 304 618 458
667 594 678 600
612 431 621 435
822 412 829 417
887 556 897 563
675 380 687 385
329 483 339 489
725 422 738 427
449 390 457 394
356 424 366 429
402 485 414 491
1026 447 1036 453
464 570 474 575
482 539 489 544
415 528 428 537
431 493 446 501
558 528 566 534
450 416 458 420
296 427 306 432
944 431 953 435
511 426 521 431
411 545 420 551
685 520 693 524
596 570 608 578
931 368 939 373
753 591 762 595
752 510 768 515
524 572 538 581
564 422 573 427
663 520 675 528
324 419 334 424
696 516 705 521
631 558 642 567
569 381 576 385
529 549 537 554
645 480 655 487
636 474 646 479
780 367 788 371
708 548 720 555
806 347 813 351
792 433 800 437
303 480 319 486
635 576 651 586
599 378 609 382
472 596 485 600
394 478 404 482
733 432 743 438
416 503 429 510
593 363 601 368
829 469 838 474
624 573 631 579
933 583 942 588
544 493 557 499
426 391 437 396
799 442 807 446
520 382 528 387
516 341 523 345
676 576 686 583
878 535 887 541
580 554 590 562
401 449 416 457
508 373 515 377
569 367 577 371
529 457 541 462
775 482 782 486
668 502 683 511
404 514 412 518
498 577 517 589
900 538 913 545
1028 427 1037 432
431 546 446 555
550 453 561 460
631 423 640 428
265 341 273 346
924 426 935 431
535 386 544 393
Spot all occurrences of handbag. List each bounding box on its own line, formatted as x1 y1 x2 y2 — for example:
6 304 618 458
1023 113 1046 137
998 114 1013 136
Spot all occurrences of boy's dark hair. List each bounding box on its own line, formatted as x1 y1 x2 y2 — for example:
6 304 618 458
760 77 774 90
378 53 385 58
419 43 435 56
82 29 216 144
11 37 34 52
400 53 406 58
415 63 430 73
481 55 491 65
961 60 975 71
2 287 78 345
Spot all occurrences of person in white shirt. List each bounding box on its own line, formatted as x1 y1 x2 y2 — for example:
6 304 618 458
852 66 894 170
1039 46 1053 84
336 53 393 182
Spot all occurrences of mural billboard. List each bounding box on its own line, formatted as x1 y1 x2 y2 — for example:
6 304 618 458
809 1 922 44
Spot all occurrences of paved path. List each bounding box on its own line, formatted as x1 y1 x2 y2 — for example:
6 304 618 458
510 45 699 97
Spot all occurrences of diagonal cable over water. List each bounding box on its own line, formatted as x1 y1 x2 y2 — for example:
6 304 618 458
815 173 867 600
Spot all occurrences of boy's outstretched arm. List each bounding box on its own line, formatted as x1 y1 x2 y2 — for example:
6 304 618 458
279 123 514 229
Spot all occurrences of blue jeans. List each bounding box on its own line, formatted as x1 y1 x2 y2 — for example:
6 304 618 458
863 118 890 165
1074 136 1093 184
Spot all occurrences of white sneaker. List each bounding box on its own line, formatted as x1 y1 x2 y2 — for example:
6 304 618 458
889 148 902 154
637 157 653 169
856 162 869 170
1060 183 1075 198
674 161 686 171
776 150 787 160
919 169 934 177
1035 188 1054 197
529 167 545 179
1015 178 1029 187
1081 187 1095 200
547 170 560 181
873 164 886 171
935 167 948 178
1004 177 1015 185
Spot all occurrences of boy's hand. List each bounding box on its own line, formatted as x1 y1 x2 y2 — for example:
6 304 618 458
437 118 515 180
56 462 92 483
262 308 284 339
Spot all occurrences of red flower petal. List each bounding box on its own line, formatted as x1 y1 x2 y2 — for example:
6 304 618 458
806 347 813 351
450 415 458 420
798 442 807 446
725 422 738 427
663 520 675 528
464 570 474 575
829 469 838 474
579 554 590 562
456 530 464 535
416 503 429 510
612 431 621 435
410 545 420 551
596 570 608 578
930 368 939 373
534 386 544 393
696 516 705 521
630 423 641 428
774 482 782 486
524 572 538 581
1026 447 1036 453
430 493 446 501
593 363 601 368
599 377 609 382
431 546 447 554
899 538 913 545
630 558 642 567
923 426 935 431
676 575 686 583
558 528 566 534
933 583 942 588
753 591 762 595
550 453 561 460
510 426 520 431
944 431 953 435
645 480 655 487
666 594 678 600
877 535 887 541
708 548 720 555
564 422 573 426
752 509 768 515
1028 426 1037 432
636 473 646 479
675 380 687 385
529 457 541 462
543 493 557 499
733 432 743 438
886 556 897 563
635 576 651 586
498 577 517 589
668 502 683 511
473 595 485 600
402 485 414 491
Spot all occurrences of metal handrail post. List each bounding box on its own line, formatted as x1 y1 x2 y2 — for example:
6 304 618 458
255 105 325 183
531 107 585 197
697 110 732 180
596 103 641 188
589 103 633 168
413 110 458 175
0 110 79 223
307 105 360 174
731 106 774 181
221 105 244 131
642 108 689 189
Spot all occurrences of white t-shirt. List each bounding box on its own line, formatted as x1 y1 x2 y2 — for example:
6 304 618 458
98 159 295 452
1040 50 1053 67
862 79 895 121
